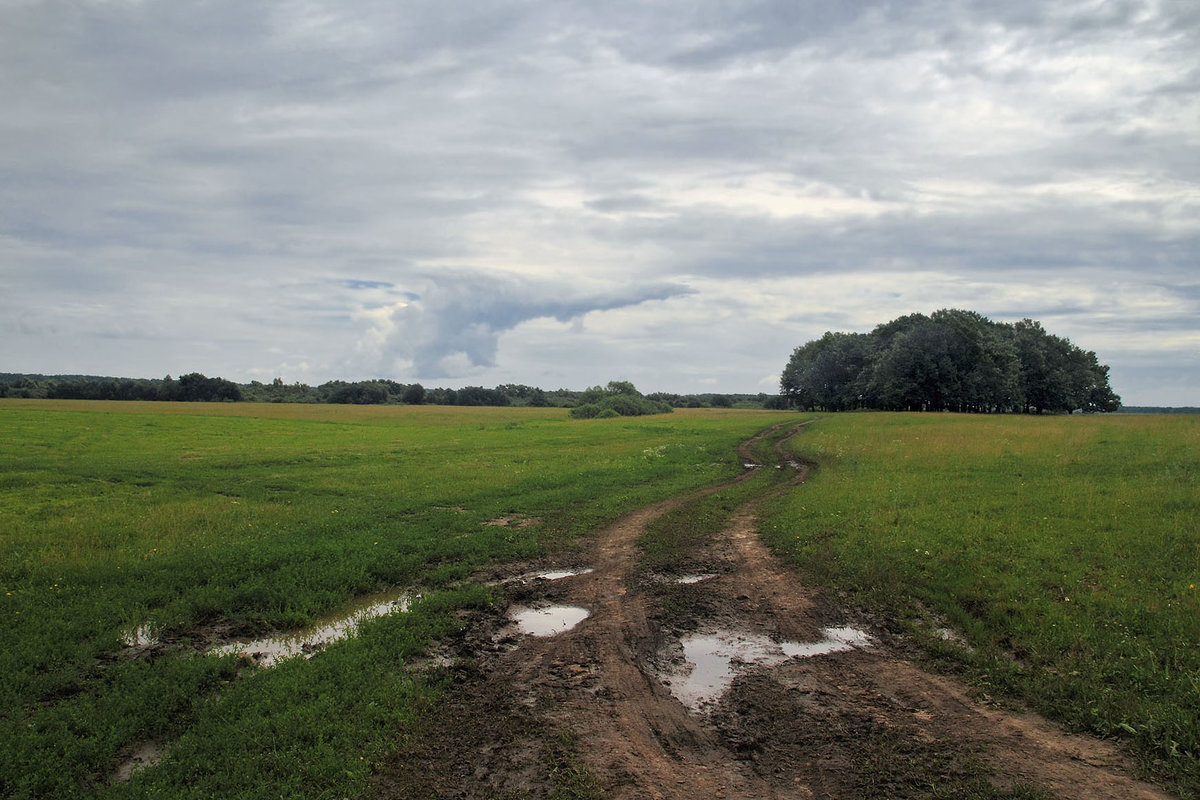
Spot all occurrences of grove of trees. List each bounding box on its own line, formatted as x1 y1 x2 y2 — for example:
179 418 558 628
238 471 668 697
13 372 243 402
780 309 1120 414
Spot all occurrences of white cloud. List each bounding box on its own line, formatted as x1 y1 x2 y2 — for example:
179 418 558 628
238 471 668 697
0 0 1196 404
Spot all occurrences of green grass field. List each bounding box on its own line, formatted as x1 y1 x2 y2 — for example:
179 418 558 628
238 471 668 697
762 412 1200 795
0 400 790 799
4 402 1197 797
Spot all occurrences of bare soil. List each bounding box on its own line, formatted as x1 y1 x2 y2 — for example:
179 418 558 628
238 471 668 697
371 425 1174 800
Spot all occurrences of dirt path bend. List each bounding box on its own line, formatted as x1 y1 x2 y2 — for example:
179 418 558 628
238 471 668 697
372 424 1174 800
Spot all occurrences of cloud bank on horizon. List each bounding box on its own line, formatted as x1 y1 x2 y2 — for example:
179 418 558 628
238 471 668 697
2 0 1197 404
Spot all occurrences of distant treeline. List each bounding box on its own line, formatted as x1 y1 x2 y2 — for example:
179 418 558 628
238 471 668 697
0 372 242 403
0 373 773 411
780 309 1121 414
1115 406 1200 415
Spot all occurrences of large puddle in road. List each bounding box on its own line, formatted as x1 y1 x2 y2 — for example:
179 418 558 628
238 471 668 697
662 626 873 711
510 605 590 637
208 590 415 667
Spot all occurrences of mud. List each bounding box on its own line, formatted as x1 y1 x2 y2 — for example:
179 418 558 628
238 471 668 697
369 422 1173 800
484 514 542 528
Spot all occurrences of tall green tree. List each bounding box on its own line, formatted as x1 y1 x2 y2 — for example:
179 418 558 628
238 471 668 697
781 310 1118 414
780 331 872 411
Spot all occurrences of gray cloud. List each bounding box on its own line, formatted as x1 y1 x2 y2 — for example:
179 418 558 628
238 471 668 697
353 273 692 378
0 0 1196 403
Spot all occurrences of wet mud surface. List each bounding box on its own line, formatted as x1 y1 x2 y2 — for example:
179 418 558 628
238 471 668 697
371 423 1175 800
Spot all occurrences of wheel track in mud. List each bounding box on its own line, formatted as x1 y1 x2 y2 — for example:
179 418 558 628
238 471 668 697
372 421 1175 800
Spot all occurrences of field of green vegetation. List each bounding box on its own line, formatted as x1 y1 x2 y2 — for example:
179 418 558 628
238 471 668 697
0 400 791 799
762 412 1200 796
5 401 1197 798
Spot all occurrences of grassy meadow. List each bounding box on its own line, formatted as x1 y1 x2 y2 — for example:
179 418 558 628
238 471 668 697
0 399 792 799
763 412 1200 795
4 400 1197 798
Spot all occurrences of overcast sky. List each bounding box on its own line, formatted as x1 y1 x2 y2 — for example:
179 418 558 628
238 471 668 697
2 1 1197 404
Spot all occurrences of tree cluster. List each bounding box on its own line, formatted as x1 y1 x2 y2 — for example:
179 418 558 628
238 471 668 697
780 310 1120 414
18 373 243 402
568 381 674 418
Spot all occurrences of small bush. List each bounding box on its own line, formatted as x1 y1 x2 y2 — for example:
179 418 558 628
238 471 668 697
568 382 673 419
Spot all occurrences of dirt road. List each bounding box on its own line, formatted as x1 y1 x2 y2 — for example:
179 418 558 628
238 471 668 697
372 423 1173 799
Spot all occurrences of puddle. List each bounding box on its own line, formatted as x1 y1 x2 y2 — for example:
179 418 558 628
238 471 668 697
490 567 595 586
209 590 414 667
532 568 593 581
673 573 716 585
662 626 873 711
510 605 590 637
780 626 872 657
121 623 158 649
114 741 164 782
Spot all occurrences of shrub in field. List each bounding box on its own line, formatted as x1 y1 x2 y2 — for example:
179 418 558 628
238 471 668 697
569 382 673 418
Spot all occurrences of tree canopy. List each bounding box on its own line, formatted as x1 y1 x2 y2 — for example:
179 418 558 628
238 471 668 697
780 310 1120 414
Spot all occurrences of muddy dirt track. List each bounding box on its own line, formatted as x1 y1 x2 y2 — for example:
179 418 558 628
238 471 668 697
372 423 1174 800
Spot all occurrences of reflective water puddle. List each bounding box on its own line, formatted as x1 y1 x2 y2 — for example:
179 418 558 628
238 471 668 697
209 590 414 667
510 605 590 637
532 568 594 581
780 626 872 657
673 573 716 585
662 626 873 711
122 623 158 649
490 567 595 586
